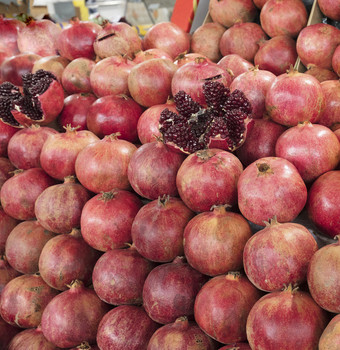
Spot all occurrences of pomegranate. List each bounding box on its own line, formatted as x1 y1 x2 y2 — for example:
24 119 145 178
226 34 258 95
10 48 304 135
332 45 340 76
0 15 25 55
318 0 340 21
235 118 286 167
237 156 307 226
92 246 156 305
143 257 208 324
96 305 159 350
0 157 15 189
58 93 97 130
319 314 340 350
0 315 21 350
194 272 262 344
75 134 137 193
217 54 254 79
209 0 257 28
142 22 190 59
296 23 340 70
70 342 99 350
176 148 243 212
0 208 18 255
307 237 340 313
34 176 91 234
0 256 21 295
90 55 135 97
184 205 252 276
230 67 275 119
254 36 298 76
307 171 340 238
41 280 110 348
219 344 251 350
305 64 338 82
265 68 325 126
246 285 329 349
318 80 340 130
93 22 142 59
275 122 340 182
61 57 95 94
127 141 186 200
174 52 211 67
5 220 56 274
253 0 269 7
80 190 142 252
0 168 55 221
131 195 194 263
147 317 216 350
32 55 70 82
39 228 101 291
7 124 58 170
0 274 58 328
128 58 177 107
40 125 99 180
0 121 19 156
86 94 143 142
219 22 267 63
133 48 173 64
191 22 226 62
57 17 102 61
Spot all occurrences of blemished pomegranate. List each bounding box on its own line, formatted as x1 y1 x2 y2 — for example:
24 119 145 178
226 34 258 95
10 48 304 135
0 315 21 350
142 21 190 59
75 134 137 193
243 217 318 292
34 176 91 234
7 124 58 170
319 314 340 350
133 48 173 64
219 22 267 63
307 237 340 313
174 52 211 67
0 273 58 328
0 168 55 221
318 80 340 130
0 157 15 189
96 305 159 350
32 55 70 82
39 125 99 180
86 94 144 142
237 157 308 226
191 22 226 62
246 285 329 350
80 190 142 252
275 122 340 182
184 205 252 276
0 15 25 55
176 148 243 212
307 171 340 238
305 64 338 82
131 195 194 263
127 141 186 200
161 80 253 154
147 316 217 350
41 280 110 348
265 68 325 126
0 208 18 255
217 54 254 79
92 246 156 305
194 272 262 344
0 120 19 157
209 0 257 28
143 256 208 324
5 220 56 274
0 255 21 295
38 228 101 291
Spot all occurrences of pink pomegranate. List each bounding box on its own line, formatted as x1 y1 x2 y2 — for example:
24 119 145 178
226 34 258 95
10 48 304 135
80 189 142 252
332 45 340 76
0 255 21 295
194 272 262 344
246 285 329 349
265 68 325 126
305 64 338 82
133 48 173 64
237 156 307 226
184 205 252 276
209 0 257 28
219 22 268 63
142 22 190 59
318 0 340 21
0 121 19 156
319 314 340 350
217 54 254 79
0 15 25 55
173 52 211 67
0 208 18 255
0 157 15 189
32 55 70 82
318 80 340 130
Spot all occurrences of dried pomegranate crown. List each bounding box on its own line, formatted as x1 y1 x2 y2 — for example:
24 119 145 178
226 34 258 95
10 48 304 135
159 80 252 154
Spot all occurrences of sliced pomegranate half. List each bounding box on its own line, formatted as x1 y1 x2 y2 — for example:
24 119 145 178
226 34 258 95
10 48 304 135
0 82 22 128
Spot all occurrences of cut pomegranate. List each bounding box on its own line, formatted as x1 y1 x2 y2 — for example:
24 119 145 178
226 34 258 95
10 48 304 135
159 80 252 154
0 82 22 128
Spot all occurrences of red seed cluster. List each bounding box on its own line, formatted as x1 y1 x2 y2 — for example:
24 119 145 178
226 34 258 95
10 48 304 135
0 82 22 127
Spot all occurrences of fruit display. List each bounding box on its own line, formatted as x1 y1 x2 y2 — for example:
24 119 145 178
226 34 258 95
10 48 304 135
0 0 339 349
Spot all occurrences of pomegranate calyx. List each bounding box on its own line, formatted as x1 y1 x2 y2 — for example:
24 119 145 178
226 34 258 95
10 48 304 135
63 124 81 133
105 132 121 141
157 194 170 207
174 316 189 330
67 279 84 290
172 256 186 264
226 271 241 280
69 228 82 238
64 175 77 184
210 204 231 213
264 216 280 227
283 283 299 294
256 162 274 175
76 342 92 349
99 190 118 202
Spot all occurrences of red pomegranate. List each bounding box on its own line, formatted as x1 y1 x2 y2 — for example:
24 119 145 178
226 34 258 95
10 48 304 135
217 54 254 79
0 208 18 255
305 64 338 82
174 52 211 67
0 120 19 156
237 157 307 226
0 157 15 189
246 285 329 349
318 80 340 130
133 48 173 64
253 0 269 7
0 314 21 349
319 314 340 350
32 55 70 82
0 15 25 55
318 0 340 21
194 272 262 344
0 255 21 295
332 45 340 76
80 190 142 252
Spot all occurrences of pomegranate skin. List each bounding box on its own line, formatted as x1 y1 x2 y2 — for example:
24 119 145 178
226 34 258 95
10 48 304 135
183 206 252 276
332 45 340 76
307 239 340 313
0 256 21 295
176 149 243 213
318 80 340 130
92 247 156 305
133 48 173 64
246 287 329 350
0 120 19 157
0 157 15 189
305 64 338 83
32 55 70 82
0 316 21 350
217 54 254 80
307 171 340 238
0 208 18 255
0 15 24 56
319 314 340 350
0 274 58 328
194 273 262 344
237 157 307 226
131 196 194 263
96 305 159 350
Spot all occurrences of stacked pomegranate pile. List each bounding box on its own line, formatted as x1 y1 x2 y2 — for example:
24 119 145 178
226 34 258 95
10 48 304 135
0 0 340 349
